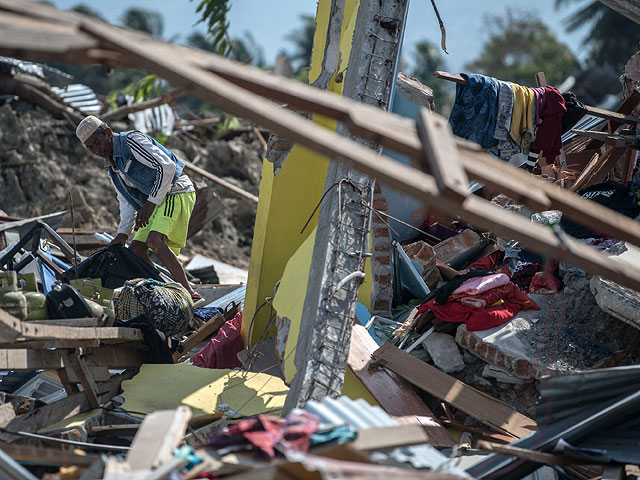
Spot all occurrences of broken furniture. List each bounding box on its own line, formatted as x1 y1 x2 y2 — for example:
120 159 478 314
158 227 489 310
0 308 143 409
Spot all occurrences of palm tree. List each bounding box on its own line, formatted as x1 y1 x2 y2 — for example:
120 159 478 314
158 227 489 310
556 0 640 72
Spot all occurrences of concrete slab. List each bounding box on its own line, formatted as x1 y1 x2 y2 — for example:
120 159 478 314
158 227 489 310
455 288 625 380
591 242 640 330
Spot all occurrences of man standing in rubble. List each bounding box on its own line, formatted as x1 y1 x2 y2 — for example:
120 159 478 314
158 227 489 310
75 115 202 302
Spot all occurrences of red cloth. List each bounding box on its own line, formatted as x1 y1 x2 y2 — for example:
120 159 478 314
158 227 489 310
468 251 502 271
418 284 539 331
207 413 319 459
193 311 243 369
530 86 566 157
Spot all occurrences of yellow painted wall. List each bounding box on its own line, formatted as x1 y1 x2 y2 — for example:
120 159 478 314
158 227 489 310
242 0 360 344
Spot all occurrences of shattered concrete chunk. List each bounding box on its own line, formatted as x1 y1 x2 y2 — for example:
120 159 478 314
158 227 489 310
423 332 465 373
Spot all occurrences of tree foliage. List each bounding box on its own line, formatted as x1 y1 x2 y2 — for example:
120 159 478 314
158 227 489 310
284 14 316 75
190 0 232 56
121 8 164 38
407 40 453 114
466 9 580 87
555 0 640 72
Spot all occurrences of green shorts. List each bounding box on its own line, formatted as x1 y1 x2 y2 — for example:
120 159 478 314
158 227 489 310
133 191 196 255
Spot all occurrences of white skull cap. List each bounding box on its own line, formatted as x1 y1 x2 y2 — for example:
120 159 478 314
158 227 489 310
76 115 103 143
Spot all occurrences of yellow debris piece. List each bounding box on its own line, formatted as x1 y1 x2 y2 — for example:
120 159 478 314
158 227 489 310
121 364 289 418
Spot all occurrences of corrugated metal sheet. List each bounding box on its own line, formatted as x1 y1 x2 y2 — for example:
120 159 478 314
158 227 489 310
299 396 471 478
130 103 176 136
205 284 246 310
467 365 640 479
51 84 101 114
0 56 71 87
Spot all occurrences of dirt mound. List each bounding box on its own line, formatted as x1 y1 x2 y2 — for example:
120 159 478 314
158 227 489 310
0 100 263 268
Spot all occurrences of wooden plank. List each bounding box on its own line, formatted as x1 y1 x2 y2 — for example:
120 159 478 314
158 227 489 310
126 406 192 471
535 72 547 87
0 309 22 343
0 443 99 466
0 311 143 343
173 313 225 362
575 147 626 190
348 324 454 447
28 318 100 327
5 14 636 292
0 339 101 349
416 109 469 201
56 366 79 395
372 343 537 439
569 151 600 192
350 425 430 451
63 365 110 383
585 88 640 150
476 440 600 467
0 346 142 370
67 352 100 408
570 129 638 148
0 371 137 442
183 160 258 203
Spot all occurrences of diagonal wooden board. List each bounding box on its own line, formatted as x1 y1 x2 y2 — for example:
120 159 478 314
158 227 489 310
3 3 640 291
371 342 537 439
348 324 454 447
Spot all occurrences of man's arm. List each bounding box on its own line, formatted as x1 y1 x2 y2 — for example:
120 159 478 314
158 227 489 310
110 188 136 246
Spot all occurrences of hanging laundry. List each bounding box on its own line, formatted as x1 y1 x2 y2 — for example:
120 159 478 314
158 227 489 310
560 91 588 135
531 87 546 126
494 81 521 160
530 86 567 159
509 83 537 154
449 73 499 149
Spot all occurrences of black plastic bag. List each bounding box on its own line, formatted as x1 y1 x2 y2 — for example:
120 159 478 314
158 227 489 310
61 245 162 289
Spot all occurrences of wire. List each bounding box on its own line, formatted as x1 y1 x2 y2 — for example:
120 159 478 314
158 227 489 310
0 427 130 452
359 199 441 243
300 179 361 235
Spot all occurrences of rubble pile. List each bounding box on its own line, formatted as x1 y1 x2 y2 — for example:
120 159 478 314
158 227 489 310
0 100 263 267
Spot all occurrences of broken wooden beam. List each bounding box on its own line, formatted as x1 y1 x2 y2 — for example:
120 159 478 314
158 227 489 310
416 108 469 201
182 160 258 203
0 371 136 442
570 129 639 148
476 440 601 467
371 342 537 439
348 324 455 447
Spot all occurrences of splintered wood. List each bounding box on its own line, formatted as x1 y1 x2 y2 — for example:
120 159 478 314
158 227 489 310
372 343 537 439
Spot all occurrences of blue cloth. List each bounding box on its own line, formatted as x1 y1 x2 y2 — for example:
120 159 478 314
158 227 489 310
194 306 224 321
310 425 358 448
449 73 499 149
109 130 185 210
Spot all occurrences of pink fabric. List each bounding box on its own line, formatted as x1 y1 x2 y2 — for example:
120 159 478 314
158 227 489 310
193 311 243 369
452 273 509 296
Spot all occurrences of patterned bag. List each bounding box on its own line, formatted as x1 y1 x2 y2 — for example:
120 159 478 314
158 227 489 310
115 278 194 336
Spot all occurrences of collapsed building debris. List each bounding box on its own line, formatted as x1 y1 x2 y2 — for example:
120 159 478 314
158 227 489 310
2 0 640 478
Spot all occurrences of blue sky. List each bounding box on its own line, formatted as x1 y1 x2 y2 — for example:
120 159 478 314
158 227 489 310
50 0 590 73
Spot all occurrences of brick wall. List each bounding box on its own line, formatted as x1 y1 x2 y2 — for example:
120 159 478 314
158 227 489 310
370 181 393 318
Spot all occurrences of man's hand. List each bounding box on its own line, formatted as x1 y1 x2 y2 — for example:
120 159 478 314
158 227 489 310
135 201 156 229
109 233 128 246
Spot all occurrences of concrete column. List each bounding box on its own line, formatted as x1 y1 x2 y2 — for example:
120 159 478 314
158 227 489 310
284 0 409 411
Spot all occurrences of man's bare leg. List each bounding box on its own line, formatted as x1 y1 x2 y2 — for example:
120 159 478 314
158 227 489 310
144 231 194 294
129 240 153 265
